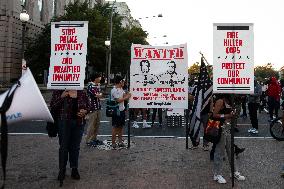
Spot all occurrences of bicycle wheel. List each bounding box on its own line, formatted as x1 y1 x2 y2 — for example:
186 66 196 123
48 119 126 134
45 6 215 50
270 118 284 141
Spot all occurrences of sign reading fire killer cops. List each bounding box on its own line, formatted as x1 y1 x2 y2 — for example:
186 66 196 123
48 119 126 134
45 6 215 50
213 23 254 94
129 44 188 109
47 21 88 90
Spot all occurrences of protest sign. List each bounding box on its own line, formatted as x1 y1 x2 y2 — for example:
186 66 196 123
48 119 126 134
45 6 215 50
129 44 188 108
47 21 88 90
213 23 254 94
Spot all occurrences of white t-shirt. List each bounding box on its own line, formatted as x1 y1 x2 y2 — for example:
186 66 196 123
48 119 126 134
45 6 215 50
111 87 125 111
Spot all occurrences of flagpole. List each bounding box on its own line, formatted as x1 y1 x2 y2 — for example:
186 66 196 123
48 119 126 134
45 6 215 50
199 52 210 66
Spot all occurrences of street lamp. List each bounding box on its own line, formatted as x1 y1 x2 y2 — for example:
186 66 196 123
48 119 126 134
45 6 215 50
105 39 110 83
107 0 116 85
20 5 29 75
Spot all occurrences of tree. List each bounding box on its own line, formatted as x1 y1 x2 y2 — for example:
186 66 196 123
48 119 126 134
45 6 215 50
254 63 279 82
25 1 148 83
188 62 200 78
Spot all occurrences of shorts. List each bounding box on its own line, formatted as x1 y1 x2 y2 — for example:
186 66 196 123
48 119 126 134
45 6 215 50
112 110 125 128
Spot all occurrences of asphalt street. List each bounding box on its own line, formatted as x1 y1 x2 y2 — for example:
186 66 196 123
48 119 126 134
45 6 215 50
8 90 282 139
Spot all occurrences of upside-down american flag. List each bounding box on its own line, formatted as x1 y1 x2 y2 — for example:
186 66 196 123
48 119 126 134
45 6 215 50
189 57 213 146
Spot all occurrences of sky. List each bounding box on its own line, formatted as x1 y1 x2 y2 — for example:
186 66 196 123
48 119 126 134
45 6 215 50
113 0 284 70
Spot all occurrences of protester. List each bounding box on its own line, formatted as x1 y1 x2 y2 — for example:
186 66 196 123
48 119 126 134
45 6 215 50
85 73 103 147
151 108 163 127
211 94 245 184
247 78 262 134
132 108 151 128
200 97 213 151
111 76 131 149
240 95 247 118
50 90 89 185
267 77 281 121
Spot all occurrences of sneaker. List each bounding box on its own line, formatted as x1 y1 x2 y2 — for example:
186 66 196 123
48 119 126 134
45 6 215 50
213 175 227 184
142 122 151 128
111 144 117 150
203 144 209 151
132 121 139 128
95 140 104 145
234 171 245 181
251 129 259 134
248 128 254 133
240 114 247 118
189 144 198 150
71 168 80 180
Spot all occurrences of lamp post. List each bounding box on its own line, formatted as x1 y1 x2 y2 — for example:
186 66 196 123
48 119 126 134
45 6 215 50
20 5 29 75
105 40 110 83
107 0 116 85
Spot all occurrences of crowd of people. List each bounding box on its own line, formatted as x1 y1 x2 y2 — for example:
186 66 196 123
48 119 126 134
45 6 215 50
49 73 284 186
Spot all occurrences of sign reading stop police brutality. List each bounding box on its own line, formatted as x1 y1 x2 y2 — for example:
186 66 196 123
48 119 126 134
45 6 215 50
129 44 188 109
47 21 88 90
213 23 254 94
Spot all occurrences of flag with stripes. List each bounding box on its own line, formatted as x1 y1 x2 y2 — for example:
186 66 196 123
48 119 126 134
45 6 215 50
189 57 213 146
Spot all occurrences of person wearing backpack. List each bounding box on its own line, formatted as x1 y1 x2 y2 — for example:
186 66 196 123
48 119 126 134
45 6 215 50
111 76 131 149
211 94 245 184
85 73 103 147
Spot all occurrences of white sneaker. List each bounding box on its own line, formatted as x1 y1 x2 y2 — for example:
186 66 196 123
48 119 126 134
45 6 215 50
132 121 139 129
251 129 258 134
234 171 245 181
142 121 151 128
248 128 254 133
213 175 227 184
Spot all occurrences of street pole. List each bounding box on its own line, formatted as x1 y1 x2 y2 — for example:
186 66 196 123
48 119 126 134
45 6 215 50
107 0 116 85
20 5 29 75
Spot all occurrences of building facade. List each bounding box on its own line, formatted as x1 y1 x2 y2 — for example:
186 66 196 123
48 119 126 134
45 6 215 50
106 1 141 29
0 0 137 85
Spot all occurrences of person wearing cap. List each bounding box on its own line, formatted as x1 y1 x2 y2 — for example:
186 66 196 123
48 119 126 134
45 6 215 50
110 76 131 148
247 77 262 134
85 73 103 147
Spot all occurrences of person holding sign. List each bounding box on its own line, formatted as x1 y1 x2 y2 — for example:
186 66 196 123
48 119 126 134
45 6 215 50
50 90 89 186
111 76 131 149
211 94 245 184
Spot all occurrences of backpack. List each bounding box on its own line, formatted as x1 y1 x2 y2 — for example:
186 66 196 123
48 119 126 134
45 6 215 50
106 95 119 117
204 118 222 143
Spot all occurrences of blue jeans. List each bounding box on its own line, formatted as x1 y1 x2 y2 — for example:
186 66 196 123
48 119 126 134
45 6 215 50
58 120 84 170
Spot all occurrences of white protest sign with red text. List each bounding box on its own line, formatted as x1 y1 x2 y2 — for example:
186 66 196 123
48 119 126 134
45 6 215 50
47 21 88 90
129 44 188 109
213 23 254 94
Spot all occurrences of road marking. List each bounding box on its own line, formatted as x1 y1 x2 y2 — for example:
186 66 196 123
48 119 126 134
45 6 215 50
237 124 268 126
8 133 274 139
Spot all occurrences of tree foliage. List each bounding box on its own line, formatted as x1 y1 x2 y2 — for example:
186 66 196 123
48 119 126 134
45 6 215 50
188 62 200 77
254 63 279 82
25 1 148 82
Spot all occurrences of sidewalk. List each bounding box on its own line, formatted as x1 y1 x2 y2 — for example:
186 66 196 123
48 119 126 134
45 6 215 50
3 135 283 189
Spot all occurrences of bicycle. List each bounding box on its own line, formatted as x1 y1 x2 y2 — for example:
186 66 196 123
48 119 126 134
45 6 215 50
270 117 284 141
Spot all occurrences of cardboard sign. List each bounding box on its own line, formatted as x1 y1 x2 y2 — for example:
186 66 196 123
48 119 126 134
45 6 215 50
213 23 254 94
129 44 188 108
47 21 88 90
